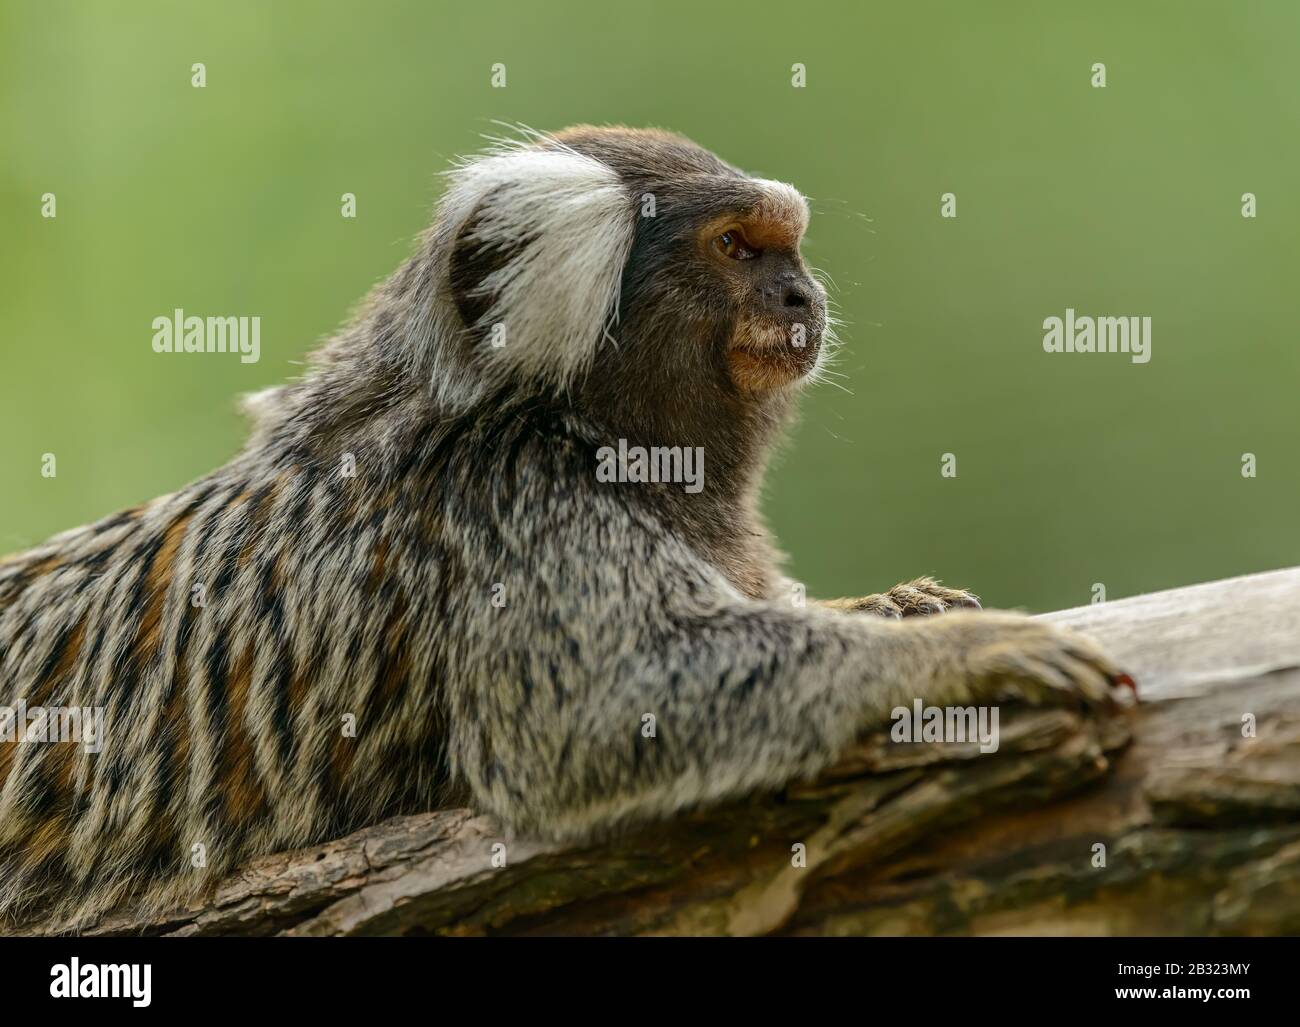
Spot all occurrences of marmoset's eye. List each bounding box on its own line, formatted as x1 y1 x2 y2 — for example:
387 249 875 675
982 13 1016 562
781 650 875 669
716 230 757 260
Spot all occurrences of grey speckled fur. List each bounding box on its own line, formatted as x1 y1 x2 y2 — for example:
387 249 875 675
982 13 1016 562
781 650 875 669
0 126 1123 931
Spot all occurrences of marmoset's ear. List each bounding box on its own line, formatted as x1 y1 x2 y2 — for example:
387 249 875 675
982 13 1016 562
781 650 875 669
442 141 637 391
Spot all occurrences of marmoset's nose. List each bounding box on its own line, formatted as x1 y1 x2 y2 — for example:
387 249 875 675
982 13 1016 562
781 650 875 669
778 279 812 308
758 270 824 321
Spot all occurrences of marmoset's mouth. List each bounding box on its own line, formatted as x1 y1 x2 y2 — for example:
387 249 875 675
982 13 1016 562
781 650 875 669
728 318 822 390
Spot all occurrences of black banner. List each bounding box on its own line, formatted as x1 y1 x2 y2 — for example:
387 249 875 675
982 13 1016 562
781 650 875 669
0 936 1291 1015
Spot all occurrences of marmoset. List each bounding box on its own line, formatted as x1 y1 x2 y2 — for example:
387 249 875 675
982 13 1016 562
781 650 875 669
0 125 1128 929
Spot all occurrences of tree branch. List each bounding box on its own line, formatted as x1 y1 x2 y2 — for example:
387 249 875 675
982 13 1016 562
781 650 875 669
34 568 1300 936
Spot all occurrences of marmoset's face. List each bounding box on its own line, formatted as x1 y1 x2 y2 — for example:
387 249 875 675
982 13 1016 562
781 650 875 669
695 200 826 393
471 126 828 407
600 171 828 401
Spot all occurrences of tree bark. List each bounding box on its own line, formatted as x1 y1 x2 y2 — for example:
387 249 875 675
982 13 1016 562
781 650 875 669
35 567 1300 936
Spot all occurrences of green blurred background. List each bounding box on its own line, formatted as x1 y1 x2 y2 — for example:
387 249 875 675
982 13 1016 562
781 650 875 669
2 0 1297 612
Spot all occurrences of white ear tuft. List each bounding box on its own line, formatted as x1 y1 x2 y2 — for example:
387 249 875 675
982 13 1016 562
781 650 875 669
443 142 636 391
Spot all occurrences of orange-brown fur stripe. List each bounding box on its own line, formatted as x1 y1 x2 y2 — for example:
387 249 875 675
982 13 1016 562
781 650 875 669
222 645 268 827
134 509 195 662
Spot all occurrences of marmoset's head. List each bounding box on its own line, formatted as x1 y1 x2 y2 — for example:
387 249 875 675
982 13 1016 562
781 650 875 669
427 125 829 423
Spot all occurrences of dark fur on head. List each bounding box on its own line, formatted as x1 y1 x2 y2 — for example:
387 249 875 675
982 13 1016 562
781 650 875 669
443 125 832 596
